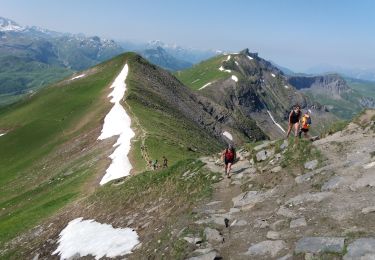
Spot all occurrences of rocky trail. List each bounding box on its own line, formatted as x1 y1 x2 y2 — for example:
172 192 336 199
183 110 375 259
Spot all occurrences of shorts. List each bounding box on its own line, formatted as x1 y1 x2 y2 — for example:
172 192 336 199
290 118 299 124
301 128 309 133
224 158 234 165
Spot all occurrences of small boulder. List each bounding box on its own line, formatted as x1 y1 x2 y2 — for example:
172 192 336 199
267 231 281 240
246 240 287 257
256 150 268 162
277 206 297 218
304 160 318 170
204 227 223 243
271 166 282 173
270 219 287 231
290 217 307 228
344 238 375 260
295 237 345 254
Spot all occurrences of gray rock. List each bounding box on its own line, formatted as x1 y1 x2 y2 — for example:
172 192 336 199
286 192 333 206
32 253 40 260
304 160 318 170
295 172 315 184
295 237 345 254
267 231 281 240
232 191 267 208
344 238 375 260
277 206 297 218
290 217 307 228
253 218 269 229
362 206 375 214
270 219 287 231
350 172 375 191
321 176 345 191
271 166 282 173
206 201 222 206
183 236 202 244
246 240 287 257
187 249 220 260
204 227 223 243
254 141 271 151
256 150 268 161
280 140 288 150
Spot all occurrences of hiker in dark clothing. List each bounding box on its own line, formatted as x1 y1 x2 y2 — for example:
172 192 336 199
221 145 236 178
286 104 302 143
162 156 168 168
152 159 158 170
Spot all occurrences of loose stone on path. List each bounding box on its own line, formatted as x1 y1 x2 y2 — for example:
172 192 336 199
295 237 345 254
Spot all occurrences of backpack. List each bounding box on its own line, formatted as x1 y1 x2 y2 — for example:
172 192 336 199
302 114 311 129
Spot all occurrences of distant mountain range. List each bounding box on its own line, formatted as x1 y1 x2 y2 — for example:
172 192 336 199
306 64 375 82
0 16 124 106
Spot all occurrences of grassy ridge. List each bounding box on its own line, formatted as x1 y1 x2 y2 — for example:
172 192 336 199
175 55 232 90
0 54 129 245
126 56 223 171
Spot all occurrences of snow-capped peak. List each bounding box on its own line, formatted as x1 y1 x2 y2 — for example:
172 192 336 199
0 17 24 32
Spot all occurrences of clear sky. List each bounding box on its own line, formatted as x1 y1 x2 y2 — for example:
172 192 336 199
1 0 374 71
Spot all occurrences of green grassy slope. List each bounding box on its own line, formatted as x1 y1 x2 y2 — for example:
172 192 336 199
175 54 234 90
0 54 128 246
126 56 223 172
0 52 225 247
345 77 375 99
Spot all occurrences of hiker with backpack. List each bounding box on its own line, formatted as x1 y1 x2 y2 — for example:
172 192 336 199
299 109 312 140
286 104 302 143
221 145 236 178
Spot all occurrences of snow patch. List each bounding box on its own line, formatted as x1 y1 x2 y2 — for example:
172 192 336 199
222 131 233 141
235 61 239 66
53 218 139 260
231 75 238 82
0 133 6 137
71 74 86 80
267 110 286 133
219 66 231 73
284 85 289 89
98 64 135 185
226 55 231 61
271 73 276 78
199 82 212 90
191 78 200 84
247 55 253 60
231 52 239 55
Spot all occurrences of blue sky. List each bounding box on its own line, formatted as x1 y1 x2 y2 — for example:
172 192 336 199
2 0 374 71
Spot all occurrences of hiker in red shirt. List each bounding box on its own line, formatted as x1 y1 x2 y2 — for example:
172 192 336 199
222 145 236 178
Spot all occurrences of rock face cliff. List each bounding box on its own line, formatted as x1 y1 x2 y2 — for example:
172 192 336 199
288 74 352 99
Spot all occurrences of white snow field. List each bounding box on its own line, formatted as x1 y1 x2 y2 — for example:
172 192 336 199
98 64 135 185
71 74 86 80
222 131 233 141
226 55 231 61
267 110 286 133
0 133 6 137
199 82 212 90
271 73 276 77
231 75 238 82
53 218 139 260
247 55 253 60
219 66 231 73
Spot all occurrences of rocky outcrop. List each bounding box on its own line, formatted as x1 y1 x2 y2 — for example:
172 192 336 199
287 74 351 99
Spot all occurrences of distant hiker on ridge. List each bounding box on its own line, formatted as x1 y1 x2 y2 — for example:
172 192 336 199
162 156 168 168
286 104 301 143
221 145 236 178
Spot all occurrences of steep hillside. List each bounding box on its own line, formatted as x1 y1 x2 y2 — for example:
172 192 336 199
176 49 335 139
288 74 375 119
